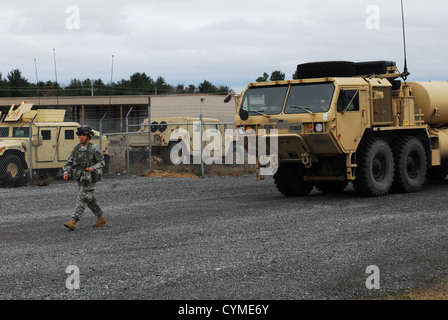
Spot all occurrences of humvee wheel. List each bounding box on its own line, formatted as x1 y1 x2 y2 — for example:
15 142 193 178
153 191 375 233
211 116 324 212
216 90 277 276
392 136 427 193
273 163 314 196
0 154 27 187
353 137 394 197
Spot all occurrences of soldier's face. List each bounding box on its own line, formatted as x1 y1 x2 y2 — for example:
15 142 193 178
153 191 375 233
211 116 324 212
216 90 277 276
79 134 88 145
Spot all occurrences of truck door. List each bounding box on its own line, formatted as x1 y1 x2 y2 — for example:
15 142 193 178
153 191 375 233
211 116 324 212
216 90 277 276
335 88 367 152
36 127 58 162
58 127 76 161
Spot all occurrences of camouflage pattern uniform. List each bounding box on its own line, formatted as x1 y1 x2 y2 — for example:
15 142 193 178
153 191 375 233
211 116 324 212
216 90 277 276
63 142 105 221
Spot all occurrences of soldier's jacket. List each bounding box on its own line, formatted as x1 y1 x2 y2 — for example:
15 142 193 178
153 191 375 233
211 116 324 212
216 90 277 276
63 142 105 182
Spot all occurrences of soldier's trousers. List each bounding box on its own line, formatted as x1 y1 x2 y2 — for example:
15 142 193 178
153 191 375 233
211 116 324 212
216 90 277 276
73 182 103 220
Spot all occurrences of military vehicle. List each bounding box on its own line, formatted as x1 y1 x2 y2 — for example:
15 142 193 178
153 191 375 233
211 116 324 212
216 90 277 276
0 102 110 187
128 116 243 165
233 60 448 197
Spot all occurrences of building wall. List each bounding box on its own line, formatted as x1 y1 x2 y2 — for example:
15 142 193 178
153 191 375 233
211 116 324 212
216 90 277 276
150 95 235 123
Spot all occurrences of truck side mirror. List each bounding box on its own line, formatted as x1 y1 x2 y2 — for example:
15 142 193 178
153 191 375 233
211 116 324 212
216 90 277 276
239 109 249 121
223 94 232 103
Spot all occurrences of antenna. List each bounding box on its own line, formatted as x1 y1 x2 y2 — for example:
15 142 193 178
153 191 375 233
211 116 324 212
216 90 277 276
34 58 39 83
110 54 115 84
53 48 58 84
400 0 409 80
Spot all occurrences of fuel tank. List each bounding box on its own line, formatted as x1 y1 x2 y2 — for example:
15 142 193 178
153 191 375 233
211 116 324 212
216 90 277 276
410 81 448 127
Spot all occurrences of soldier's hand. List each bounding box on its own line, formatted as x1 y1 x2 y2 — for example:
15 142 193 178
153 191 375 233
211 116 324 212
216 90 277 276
63 174 69 180
86 167 93 173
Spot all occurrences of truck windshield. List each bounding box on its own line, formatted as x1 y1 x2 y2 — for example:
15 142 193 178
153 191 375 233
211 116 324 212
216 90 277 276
241 85 288 116
284 82 335 114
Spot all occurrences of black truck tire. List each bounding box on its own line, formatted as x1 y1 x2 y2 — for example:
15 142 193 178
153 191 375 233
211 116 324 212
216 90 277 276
0 153 28 187
391 136 427 193
295 61 356 79
353 137 394 197
274 163 314 196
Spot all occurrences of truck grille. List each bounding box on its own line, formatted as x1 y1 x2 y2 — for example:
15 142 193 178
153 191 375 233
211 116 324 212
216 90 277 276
372 87 393 124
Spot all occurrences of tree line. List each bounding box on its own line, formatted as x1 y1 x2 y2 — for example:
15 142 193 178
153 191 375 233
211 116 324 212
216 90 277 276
0 69 286 97
0 69 234 97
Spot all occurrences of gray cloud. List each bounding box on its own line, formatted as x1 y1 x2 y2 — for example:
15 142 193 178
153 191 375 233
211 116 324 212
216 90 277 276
1 0 447 92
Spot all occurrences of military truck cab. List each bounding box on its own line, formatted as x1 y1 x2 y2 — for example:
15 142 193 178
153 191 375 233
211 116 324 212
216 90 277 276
235 61 448 197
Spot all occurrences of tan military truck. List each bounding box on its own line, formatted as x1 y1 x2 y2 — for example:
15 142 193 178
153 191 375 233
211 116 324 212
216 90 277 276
128 116 243 165
0 102 110 187
233 60 448 197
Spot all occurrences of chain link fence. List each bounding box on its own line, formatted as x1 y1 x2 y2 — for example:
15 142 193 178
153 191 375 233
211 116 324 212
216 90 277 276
102 108 253 178
0 107 253 188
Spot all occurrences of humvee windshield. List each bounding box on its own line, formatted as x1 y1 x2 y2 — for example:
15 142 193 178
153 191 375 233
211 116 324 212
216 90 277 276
240 82 335 116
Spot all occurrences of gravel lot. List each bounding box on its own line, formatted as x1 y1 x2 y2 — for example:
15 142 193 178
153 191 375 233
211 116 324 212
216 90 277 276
1 173 448 300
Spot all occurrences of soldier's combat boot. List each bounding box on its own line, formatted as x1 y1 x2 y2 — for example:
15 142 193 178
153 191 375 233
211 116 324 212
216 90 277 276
64 219 78 231
93 214 107 228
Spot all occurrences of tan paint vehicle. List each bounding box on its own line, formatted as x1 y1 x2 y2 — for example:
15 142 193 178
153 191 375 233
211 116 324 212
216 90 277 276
0 103 110 187
128 116 242 165
234 60 448 197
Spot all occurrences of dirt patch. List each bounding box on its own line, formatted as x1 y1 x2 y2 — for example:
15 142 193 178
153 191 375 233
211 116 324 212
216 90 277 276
385 281 448 300
144 171 198 178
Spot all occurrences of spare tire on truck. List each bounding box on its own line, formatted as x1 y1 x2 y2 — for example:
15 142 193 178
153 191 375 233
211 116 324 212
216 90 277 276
295 61 356 79
354 61 396 76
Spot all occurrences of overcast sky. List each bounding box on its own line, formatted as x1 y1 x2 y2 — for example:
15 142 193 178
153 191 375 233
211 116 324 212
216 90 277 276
0 0 447 92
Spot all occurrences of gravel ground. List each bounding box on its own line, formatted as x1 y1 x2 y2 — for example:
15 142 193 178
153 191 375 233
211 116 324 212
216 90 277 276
1 173 448 300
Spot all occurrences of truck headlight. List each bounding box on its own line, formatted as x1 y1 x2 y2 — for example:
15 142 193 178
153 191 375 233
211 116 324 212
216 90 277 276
314 123 323 133
238 126 245 135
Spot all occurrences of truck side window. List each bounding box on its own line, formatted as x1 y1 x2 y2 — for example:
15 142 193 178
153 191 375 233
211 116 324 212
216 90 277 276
41 130 51 140
0 127 9 137
65 130 75 140
337 90 359 112
13 127 30 137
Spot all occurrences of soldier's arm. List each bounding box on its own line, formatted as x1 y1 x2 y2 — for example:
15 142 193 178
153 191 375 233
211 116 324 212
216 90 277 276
63 149 75 180
63 149 74 175
90 144 105 171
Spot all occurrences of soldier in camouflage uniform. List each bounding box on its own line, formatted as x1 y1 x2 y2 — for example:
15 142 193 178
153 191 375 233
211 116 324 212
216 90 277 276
63 125 107 231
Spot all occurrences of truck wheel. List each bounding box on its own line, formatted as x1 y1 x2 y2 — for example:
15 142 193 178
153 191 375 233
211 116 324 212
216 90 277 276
315 181 348 193
354 137 394 197
273 163 314 196
391 136 427 193
0 154 27 187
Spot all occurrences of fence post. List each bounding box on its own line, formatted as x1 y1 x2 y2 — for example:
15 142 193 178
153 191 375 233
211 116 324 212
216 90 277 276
28 114 37 182
125 107 133 173
148 105 152 173
200 109 204 177
99 113 107 152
